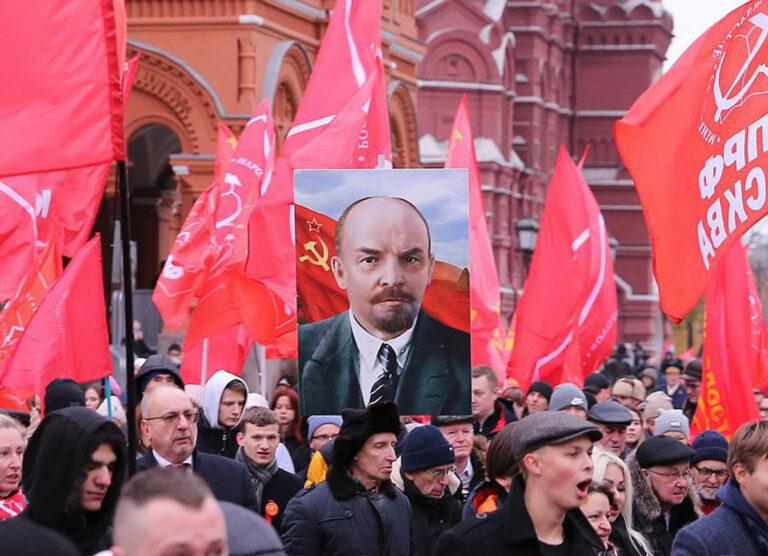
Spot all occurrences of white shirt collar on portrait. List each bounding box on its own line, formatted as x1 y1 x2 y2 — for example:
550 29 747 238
348 309 417 372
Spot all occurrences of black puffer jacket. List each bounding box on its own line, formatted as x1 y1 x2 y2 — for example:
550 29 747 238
628 457 701 556
197 414 240 459
280 465 412 555
20 407 126 555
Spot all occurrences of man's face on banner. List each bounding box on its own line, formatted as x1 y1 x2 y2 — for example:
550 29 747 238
332 197 435 340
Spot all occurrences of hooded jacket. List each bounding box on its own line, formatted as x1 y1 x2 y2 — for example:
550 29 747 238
197 370 248 459
672 477 768 556
628 456 700 556
21 407 126 555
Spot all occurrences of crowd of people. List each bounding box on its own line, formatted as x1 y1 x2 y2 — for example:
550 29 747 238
0 348 767 555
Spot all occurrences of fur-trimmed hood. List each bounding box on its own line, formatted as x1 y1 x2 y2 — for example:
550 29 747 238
627 454 702 521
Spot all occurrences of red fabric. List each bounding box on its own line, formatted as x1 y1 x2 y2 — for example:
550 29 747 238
0 0 125 177
691 241 761 440
0 490 26 520
445 96 508 376
0 240 62 375
266 329 298 360
0 236 111 395
507 147 617 389
614 4 768 322
180 323 253 384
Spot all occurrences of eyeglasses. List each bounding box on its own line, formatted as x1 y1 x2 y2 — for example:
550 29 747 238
424 466 457 479
646 469 692 482
311 433 338 442
695 466 728 479
144 409 199 426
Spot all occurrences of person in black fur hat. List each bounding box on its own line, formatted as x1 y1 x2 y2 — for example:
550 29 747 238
280 401 411 555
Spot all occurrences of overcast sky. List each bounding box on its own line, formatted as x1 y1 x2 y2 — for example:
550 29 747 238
664 0 748 70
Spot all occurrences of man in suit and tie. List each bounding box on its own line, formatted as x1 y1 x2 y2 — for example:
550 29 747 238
299 196 470 415
137 386 257 511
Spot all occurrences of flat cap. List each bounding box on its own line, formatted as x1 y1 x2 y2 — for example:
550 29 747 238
431 415 475 427
511 412 602 460
583 373 611 394
588 400 633 426
636 436 695 468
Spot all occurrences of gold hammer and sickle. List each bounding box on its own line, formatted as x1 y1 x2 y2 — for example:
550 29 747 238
300 237 330 271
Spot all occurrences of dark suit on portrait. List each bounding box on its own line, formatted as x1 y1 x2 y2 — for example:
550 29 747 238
137 449 257 511
299 309 470 415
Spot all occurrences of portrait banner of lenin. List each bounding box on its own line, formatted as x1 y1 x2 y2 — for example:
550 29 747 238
295 169 471 416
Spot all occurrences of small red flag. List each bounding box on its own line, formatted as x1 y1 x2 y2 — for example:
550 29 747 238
180 324 253 385
0 236 112 395
0 0 126 177
692 241 761 439
615 3 768 322
445 96 509 376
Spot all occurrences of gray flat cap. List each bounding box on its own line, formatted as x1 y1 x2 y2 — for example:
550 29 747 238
511 412 602 460
549 383 588 412
588 400 633 426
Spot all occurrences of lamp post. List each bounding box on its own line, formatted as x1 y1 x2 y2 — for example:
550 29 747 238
609 236 619 263
515 218 540 272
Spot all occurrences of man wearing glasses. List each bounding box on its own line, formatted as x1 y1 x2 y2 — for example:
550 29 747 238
397 425 462 555
138 386 256 511
629 436 698 556
690 430 729 516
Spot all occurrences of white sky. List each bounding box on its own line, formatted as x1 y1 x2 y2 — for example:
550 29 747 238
664 0 749 70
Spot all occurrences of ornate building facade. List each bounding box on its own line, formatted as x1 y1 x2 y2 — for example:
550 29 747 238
117 0 671 349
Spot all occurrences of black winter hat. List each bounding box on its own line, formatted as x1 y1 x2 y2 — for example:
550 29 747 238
332 402 401 469
527 380 553 402
401 425 455 472
43 378 85 414
636 436 695 468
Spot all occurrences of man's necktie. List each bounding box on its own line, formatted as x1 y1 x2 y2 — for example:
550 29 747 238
369 344 398 404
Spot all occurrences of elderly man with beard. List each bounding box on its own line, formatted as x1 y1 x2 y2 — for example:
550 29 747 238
629 436 699 556
280 402 410 556
689 431 729 516
434 412 606 555
298 196 470 415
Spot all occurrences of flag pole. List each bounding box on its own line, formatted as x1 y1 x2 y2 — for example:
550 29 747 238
117 159 137 476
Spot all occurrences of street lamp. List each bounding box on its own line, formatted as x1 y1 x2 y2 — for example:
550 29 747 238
515 218 540 271
609 236 619 263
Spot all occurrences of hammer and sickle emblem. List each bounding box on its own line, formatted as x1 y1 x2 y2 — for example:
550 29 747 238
299 237 330 271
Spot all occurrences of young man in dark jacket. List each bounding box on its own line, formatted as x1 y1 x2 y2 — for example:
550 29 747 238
628 436 699 556
19 407 127 555
236 406 302 532
673 421 768 555
280 401 411 555
396 424 462 555
434 411 605 555
198 370 248 458
471 366 516 439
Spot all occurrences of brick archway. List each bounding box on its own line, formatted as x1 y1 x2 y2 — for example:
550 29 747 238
388 81 420 168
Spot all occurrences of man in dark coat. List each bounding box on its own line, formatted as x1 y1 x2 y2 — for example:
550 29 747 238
435 412 605 555
298 196 470 416
396 425 462 556
673 421 768 555
471 366 516 439
431 414 484 501
280 401 411 555
235 406 303 532
137 386 256 511
19 407 126 555
629 436 700 556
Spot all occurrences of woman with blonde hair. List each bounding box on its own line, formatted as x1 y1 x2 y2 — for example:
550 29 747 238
592 445 652 556
0 414 25 519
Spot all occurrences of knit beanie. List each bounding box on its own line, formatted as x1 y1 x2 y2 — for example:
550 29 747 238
332 402 401 468
691 430 729 464
401 425 455 472
527 380 553 402
655 409 690 438
43 378 85 414
307 415 343 441
549 383 588 412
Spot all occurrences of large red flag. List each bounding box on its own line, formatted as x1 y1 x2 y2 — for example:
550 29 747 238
614 2 768 322
180 324 253 385
0 0 126 177
691 241 761 439
507 147 617 389
0 240 62 375
0 236 112 394
445 96 509 376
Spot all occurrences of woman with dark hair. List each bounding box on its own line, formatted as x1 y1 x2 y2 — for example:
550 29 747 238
580 482 618 556
462 422 517 518
82 382 103 411
271 386 311 471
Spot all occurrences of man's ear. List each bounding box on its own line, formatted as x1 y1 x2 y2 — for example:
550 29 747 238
236 432 245 447
140 420 151 445
522 452 541 477
732 462 750 487
331 255 346 289
111 546 124 556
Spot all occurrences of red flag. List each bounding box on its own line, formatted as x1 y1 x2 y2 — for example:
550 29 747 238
507 147 617 389
0 240 62 374
0 236 112 394
266 329 298 360
614 3 768 322
0 0 126 177
180 324 253 385
445 96 508 376
691 241 761 439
